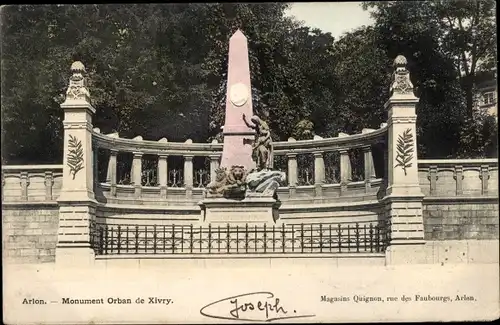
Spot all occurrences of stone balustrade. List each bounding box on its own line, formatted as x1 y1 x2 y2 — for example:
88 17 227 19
418 159 498 197
1 165 63 202
91 125 387 203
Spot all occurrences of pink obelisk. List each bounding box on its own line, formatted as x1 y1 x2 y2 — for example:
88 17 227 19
220 30 256 171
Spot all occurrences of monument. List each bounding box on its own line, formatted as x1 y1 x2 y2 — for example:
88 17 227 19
199 30 286 225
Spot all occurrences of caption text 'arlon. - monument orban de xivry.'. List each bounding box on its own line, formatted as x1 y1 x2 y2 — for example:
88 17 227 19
2 30 498 266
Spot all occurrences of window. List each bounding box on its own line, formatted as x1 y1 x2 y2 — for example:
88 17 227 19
482 91 496 105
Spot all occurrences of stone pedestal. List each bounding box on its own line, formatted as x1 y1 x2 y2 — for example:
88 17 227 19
383 55 426 264
199 197 281 226
56 61 96 266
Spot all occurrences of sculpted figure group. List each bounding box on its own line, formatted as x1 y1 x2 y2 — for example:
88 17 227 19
205 114 285 199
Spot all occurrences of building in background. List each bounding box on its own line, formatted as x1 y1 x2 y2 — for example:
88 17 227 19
475 67 498 118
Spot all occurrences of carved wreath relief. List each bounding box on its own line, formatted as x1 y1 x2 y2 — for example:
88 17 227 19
394 128 414 176
67 135 84 179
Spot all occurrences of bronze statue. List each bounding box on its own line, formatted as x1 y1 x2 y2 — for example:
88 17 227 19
242 113 273 171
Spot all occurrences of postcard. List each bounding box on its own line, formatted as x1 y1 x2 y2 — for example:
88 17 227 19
2 2 499 324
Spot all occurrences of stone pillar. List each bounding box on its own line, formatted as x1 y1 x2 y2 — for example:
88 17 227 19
454 165 463 196
287 153 298 198
184 155 194 199
132 152 143 198
313 151 325 197
44 171 54 201
363 145 375 193
56 61 96 265
383 55 425 265
428 165 438 196
158 154 168 198
209 154 220 183
20 171 29 201
480 165 490 195
339 149 351 195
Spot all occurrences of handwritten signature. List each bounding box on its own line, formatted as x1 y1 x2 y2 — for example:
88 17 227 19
200 291 315 322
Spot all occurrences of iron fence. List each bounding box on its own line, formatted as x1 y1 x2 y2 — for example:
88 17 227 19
90 221 390 256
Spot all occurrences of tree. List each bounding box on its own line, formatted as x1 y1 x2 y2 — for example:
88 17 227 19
362 0 496 158
363 0 497 118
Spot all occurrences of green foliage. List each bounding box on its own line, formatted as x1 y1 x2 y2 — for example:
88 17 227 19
362 0 496 158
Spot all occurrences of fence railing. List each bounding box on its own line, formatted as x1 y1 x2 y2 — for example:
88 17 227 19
90 221 390 256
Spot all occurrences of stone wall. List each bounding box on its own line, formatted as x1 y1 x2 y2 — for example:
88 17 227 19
423 200 499 240
2 205 59 263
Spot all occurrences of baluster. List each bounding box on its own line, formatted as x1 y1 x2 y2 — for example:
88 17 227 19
375 225 380 252
158 154 168 198
107 149 118 196
337 224 342 253
287 153 298 198
209 155 220 183
314 151 325 197
479 165 490 195
183 155 194 199
428 165 438 196
20 171 29 201
363 145 375 193
340 149 352 196
132 152 143 198
44 171 54 201
454 165 464 196
291 224 295 252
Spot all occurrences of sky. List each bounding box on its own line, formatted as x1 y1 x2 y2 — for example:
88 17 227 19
285 2 375 39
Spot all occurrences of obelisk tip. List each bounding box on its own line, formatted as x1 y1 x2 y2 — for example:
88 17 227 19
231 29 246 39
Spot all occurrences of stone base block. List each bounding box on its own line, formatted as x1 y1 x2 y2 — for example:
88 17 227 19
385 242 428 264
55 246 95 266
198 197 281 225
